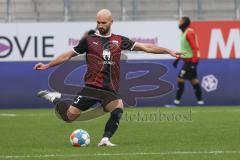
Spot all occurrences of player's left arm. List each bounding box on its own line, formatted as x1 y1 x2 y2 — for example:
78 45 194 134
186 30 199 59
132 42 185 58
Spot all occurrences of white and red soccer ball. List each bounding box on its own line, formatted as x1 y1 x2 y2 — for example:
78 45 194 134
70 129 90 147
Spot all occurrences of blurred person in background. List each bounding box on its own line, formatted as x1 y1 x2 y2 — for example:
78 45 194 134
171 16 204 106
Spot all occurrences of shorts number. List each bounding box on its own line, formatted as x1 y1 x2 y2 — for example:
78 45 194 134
74 96 82 104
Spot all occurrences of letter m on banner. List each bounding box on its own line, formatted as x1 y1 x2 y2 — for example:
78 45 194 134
208 29 240 59
191 21 240 59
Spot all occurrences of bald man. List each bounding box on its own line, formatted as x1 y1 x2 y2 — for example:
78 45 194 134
34 9 184 147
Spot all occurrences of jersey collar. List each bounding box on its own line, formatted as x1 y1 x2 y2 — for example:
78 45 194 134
95 30 112 38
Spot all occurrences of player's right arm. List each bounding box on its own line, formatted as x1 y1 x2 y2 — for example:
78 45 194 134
34 49 77 70
34 35 88 71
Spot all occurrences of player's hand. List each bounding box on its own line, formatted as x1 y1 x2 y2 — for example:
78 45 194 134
172 59 179 68
169 51 186 58
33 63 49 70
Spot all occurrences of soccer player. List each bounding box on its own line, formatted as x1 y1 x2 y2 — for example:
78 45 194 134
34 9 184 147
172 16 204 106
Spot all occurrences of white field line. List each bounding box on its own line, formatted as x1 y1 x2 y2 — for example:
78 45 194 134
191 110 240 113
0 150 240 159
0 113 52 117
0 114 17 117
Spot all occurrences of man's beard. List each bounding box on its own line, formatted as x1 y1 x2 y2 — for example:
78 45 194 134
99 27 110 35
178 20 190 32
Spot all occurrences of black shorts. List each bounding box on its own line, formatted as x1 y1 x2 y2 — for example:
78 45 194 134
178 62 198 80
71 85 121 111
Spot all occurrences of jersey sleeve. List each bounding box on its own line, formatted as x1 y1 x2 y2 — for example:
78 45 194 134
120 36 136 51
72 37 88 54
186 30 199 59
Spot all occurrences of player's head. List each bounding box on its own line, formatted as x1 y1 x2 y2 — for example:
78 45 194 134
96 9 113 35
179 16 191 32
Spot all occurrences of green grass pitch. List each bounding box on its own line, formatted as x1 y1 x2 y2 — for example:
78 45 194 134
0 106 240 160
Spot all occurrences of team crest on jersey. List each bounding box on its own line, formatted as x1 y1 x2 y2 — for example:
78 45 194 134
102 49 114 64
109 40 120 52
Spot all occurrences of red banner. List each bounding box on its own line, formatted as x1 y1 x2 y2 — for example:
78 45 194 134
192 21 240 59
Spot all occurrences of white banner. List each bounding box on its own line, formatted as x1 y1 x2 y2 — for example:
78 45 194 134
0 21 180 61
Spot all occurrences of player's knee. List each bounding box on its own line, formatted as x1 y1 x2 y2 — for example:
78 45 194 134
55 102 81 122
66 113 78 123
191 79 199 85
62 111 80 123
66 106 81 122
177 78 184 83
104 99 123 112
60 110 74 123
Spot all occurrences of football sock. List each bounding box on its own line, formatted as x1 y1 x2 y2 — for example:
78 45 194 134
55 101 71 122
192 83 203 101
176 82 184 101
103 108 123 138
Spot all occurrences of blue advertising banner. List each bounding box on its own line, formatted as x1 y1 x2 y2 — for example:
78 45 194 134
0 59 239 109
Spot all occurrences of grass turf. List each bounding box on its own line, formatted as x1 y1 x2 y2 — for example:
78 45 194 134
0 106 240 160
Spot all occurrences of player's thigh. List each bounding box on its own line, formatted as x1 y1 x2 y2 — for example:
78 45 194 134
189 65 198 82
72 95 100 111
68 97 100 121
178 67 188 79
79 85 123 112
178 63 193 80
104 99 124 112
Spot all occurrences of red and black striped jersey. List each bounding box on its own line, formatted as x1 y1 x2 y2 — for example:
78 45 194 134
72 33 135 92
